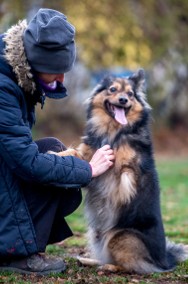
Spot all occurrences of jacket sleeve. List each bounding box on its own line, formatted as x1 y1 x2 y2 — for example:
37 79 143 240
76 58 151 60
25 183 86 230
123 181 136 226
0 86 92 187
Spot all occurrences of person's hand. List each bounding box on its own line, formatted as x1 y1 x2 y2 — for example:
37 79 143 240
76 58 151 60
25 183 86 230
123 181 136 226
89 145 115 177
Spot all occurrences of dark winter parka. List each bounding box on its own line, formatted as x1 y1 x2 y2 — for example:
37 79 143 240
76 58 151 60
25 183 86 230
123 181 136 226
0 21 92 258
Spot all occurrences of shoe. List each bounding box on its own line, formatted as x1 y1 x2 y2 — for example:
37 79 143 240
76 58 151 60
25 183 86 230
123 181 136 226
0 253 66 275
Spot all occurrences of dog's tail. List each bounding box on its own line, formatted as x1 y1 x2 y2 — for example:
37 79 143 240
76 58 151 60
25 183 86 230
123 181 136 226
166 238 188 268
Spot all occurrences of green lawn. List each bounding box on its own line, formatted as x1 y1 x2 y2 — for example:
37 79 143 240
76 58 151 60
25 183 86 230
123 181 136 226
66 158 188 244
158 158 188 244
1 157 188 283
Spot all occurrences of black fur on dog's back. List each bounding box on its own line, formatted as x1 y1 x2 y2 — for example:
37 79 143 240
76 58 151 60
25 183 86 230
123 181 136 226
79 69 188 273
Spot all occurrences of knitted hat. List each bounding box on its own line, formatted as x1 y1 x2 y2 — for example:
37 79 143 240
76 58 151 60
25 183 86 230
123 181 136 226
23 8 76 74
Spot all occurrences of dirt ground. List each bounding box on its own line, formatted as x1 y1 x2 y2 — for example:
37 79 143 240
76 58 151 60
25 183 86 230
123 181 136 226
153 127 188 158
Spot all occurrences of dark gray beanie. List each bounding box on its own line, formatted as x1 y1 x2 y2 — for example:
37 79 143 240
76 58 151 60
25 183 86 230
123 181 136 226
23 8 76 73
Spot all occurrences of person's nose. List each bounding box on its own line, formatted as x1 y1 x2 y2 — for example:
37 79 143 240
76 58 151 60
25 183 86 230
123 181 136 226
56 74 64 82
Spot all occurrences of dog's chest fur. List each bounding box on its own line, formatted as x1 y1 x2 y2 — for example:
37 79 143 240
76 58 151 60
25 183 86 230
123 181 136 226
84 137 140 232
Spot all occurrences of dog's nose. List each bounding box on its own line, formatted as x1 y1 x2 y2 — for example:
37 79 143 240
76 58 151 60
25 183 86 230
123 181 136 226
119 96 128 105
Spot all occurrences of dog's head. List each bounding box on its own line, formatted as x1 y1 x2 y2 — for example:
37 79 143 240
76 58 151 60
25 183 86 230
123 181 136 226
88 69 151 128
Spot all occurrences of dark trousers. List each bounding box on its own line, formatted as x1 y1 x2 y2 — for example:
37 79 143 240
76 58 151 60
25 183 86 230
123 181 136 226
22 137 82 252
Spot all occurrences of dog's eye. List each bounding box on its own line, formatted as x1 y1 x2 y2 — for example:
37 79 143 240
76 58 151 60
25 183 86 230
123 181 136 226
109 86 117 93
127 91 134 98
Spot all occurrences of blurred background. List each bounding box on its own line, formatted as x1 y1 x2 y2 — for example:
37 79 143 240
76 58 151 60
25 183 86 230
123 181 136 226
1 0 188 157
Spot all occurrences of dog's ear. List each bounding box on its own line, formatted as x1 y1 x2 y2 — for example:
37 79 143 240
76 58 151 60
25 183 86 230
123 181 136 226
128 69 151 110
128 69 146 92
94 76 114 94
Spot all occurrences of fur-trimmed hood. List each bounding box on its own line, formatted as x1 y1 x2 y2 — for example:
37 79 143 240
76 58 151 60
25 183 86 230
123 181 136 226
3 20 36 94
2 20 68 101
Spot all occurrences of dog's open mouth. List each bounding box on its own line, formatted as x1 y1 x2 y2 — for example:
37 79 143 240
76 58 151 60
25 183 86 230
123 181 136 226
105 101 131 125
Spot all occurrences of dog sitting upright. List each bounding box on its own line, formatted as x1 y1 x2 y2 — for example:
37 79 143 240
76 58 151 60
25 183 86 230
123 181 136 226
52 69 188 274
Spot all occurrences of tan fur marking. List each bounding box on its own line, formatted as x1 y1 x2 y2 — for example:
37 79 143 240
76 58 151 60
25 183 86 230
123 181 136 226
124 84 133 93
109 81 122 92
107 231 151 271
91 109 111 136
92 92 105 109
91 92 121 139
96 145 138 207
77 143 94 162
110 79 132 93
114 144 137 173
127 100 143 125
98 264 124 272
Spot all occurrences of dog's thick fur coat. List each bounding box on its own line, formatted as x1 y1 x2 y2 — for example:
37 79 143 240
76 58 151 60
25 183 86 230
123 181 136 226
57 69 188 273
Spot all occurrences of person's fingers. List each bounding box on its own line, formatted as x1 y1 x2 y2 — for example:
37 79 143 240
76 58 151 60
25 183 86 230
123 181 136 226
104 149 114 155
93 148 114 160
106 154 115 161
100 144 111 150
89 145 115 177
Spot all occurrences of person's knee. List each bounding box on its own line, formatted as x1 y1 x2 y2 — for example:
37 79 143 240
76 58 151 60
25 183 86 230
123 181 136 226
35 137 67 153
61 188 82 217
47 137 67 152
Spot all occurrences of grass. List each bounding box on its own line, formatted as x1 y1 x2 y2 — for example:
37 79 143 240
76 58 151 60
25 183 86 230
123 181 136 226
158 158 188 244
1 157 188 283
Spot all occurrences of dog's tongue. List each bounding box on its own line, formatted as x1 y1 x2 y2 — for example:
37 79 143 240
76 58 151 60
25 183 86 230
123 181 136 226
114 106 128 125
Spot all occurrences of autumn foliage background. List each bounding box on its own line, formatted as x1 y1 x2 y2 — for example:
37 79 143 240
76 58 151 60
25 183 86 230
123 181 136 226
0 0 188 157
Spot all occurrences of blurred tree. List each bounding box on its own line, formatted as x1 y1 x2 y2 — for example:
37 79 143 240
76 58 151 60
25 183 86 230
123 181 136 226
0 0 187 68
62 0 150 69
62 0 188 69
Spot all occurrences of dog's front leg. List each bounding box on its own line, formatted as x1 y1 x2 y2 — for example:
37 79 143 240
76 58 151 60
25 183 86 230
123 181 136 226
77 257 123 272
48 148 83 159
47 143 94 161
77 256 100 266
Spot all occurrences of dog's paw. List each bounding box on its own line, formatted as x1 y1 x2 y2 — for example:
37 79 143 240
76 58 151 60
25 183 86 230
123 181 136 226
77 256 99 266
98 264 123 273
47 149 83 159
47 150 57 155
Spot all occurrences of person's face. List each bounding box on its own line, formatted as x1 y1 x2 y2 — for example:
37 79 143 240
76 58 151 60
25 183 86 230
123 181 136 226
37 73 65 84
